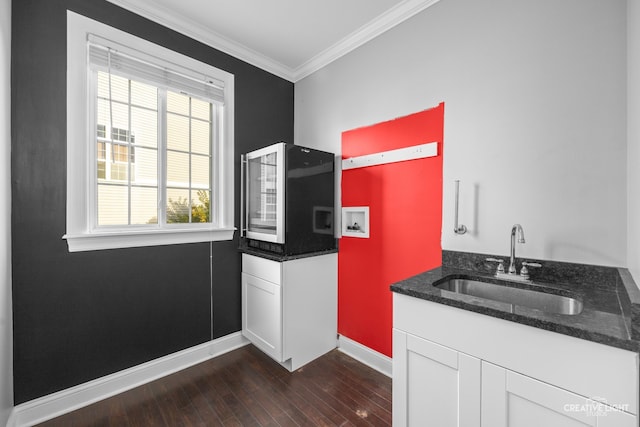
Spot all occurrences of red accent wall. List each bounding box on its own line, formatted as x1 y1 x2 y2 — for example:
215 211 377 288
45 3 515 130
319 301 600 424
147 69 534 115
339 103 444 357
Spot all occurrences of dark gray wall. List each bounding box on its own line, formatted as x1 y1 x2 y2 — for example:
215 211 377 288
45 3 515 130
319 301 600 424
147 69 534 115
11 0 294 404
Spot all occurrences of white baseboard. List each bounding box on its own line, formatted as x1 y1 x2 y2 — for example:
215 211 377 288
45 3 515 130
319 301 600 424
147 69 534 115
337 335 392 378
11 332 249 427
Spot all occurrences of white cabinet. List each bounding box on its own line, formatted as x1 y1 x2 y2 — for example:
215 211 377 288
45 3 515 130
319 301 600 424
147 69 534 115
242 253 337 371
393 330 480 427
393 293 639 427
481 362 636 427
242 269 282 361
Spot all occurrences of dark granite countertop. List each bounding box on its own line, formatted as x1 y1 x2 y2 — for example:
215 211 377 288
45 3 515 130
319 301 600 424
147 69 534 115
239 245 338 262
390 250 640 353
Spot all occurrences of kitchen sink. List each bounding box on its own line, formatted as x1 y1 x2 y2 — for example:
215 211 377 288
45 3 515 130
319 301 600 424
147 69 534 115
433 277 584 315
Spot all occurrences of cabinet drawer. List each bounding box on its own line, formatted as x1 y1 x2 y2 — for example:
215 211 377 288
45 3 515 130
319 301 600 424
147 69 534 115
242 253 281 284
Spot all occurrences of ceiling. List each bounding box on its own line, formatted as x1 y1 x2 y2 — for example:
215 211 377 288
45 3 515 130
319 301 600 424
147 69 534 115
105 0 441 82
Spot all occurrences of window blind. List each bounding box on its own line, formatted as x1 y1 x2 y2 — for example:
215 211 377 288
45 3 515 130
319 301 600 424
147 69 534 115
88 35 225 104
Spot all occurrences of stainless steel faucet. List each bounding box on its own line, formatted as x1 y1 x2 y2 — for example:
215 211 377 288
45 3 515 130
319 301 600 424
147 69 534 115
508 224 525 274
485 224 541 282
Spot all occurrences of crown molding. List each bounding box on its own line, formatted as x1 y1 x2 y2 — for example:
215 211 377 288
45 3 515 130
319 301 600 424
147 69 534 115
103 0 294 80
292 0 442 81
104 0 441 83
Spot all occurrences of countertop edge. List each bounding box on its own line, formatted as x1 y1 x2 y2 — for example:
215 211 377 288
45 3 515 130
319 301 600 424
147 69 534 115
617 268 640 342
390 283 640 353
390 254 640 353
239 246 338 262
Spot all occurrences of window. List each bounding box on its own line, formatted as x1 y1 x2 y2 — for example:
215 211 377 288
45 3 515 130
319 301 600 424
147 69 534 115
66 12 235 251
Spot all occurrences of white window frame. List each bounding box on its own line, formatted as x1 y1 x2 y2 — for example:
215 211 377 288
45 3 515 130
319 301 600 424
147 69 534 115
65 11 235 252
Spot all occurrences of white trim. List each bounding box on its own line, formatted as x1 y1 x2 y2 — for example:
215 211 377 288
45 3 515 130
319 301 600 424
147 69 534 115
102 0 293 80
11 332 250 427
103 0 442 82
64 227 236 252
293 0 443 81
337 335 392 378
342 142 438 171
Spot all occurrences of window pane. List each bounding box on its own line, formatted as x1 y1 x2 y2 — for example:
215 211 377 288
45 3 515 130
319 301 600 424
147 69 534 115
111 103 129 131
97 100 129 134
167 151 190 187
134 147 157 186
96 99 111 131
97 160 106 179
97 141 106 160
166 188 190 223
110 162 129 181
131 186 158 225
97 72 129 103
191 119 210 155
112 143 129 163
131 80 157 109
165 92 213 225
167 91 189 116
167 113 189 152
191 98 210 121
131 107 157 148
98 184 128 226
191 154 210 188
191 190 210 223
97 72 109 99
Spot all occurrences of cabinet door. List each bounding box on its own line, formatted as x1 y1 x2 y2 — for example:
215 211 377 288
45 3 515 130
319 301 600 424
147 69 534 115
481 362 636 427
244 142 285 244
393 329 480 427
241 272 282 361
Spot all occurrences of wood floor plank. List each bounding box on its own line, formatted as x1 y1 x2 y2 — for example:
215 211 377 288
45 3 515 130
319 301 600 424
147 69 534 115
218 365 279 426
37 345 392 427
237 349 324 426
323 352 391 406
153 368 206 427
300 356 391 426
122 384 172 427
236 353 334 427
212 371 260 426
275 377 348 427
191 363 238 423
281 371 374 427
180 374 225 425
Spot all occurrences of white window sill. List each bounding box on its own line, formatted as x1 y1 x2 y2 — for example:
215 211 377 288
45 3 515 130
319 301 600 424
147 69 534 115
63 227 236 252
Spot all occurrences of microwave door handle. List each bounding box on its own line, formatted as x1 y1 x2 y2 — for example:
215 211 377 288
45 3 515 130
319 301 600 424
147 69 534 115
240 154 247 237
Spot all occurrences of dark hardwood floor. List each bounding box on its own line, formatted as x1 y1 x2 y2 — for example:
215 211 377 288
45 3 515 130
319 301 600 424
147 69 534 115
38 344 392 426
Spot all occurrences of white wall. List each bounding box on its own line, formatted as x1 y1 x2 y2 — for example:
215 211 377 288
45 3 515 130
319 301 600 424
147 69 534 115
296 0 628 267
0 0 13 423
628 0 640 282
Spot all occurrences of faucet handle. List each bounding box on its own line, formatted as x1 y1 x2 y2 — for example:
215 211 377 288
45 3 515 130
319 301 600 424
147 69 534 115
486 258 505 273
520 261 542 280
522 261 542 268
